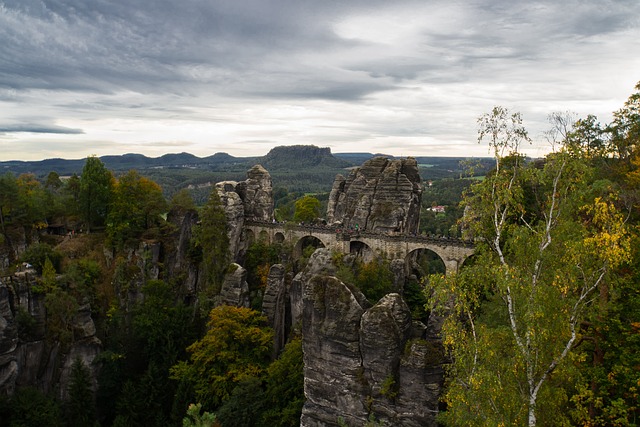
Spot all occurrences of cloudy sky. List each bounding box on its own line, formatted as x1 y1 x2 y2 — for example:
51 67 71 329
1 0 639 161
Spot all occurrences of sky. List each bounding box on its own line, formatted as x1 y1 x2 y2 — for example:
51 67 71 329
1 0 639 162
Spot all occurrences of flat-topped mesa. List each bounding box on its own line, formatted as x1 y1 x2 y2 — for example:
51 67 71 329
326 156 422 234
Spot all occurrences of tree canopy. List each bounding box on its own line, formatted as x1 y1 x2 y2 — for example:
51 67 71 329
79 156 114 232
430 105 633 427
293 195 321 223
107 169 167 247
170 305 273 410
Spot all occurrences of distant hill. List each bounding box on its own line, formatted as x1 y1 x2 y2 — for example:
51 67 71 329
0 146 492 196
0 151 251 176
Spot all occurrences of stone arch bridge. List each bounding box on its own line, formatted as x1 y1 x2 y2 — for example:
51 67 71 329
244 220 474 275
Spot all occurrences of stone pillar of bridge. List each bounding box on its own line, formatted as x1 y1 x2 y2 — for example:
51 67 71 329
444 259 459 276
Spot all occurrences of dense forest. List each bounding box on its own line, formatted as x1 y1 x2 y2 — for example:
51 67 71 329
0 81 639 426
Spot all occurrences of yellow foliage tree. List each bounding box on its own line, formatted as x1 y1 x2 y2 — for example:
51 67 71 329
170 306 273 410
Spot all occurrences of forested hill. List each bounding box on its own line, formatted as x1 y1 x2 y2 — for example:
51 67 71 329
0 145 493 196
0 151 253 176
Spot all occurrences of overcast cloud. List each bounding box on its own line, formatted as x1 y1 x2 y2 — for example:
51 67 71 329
1 0 639 161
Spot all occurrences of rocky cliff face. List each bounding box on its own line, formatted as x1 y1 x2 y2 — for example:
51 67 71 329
0 226 37 271
164 208 202 296
326 157 422 234
0 276 101 399
298 249 443 427
0 206 206 400
262 264 290 357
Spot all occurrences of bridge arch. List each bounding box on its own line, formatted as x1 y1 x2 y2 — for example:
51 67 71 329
349 240 375 263
460 253 477 270
244 229 256 246
405 248 446 279
293 235 326 259
274 231 285 244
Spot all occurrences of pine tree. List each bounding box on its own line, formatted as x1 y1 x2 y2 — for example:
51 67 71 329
65 358 97 427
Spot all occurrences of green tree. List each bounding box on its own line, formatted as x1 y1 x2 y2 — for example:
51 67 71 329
0 173 48 257
112 380 145 427
107 170 167 247
16 173 48 230
610 80 640 164
64 173 81 203
170 305 273 410
335 256 395 304
293 195 321 223
244 241 281 307
353 258 395 303
132 280 195 366
63 258 102 303
170 188 196 213
183 403 217 427
65 358 97 427
261 338 305 426
46 171 63 191
566 114 609 159
41 256 58 293
102 279 196 427
4 387 63 427
569 264 640 425
79 156 113 232
57 173 81 219
95 351 126 426
0 172 19 246
431 108 631 427
45 288 79 345
215 337 305 427
215 377 267 427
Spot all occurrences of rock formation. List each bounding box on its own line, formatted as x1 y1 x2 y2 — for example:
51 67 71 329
216 182 247 261
236 164 274 222
298 249 443 427
217 165 274 260
326 157 422 234
216 263 250 308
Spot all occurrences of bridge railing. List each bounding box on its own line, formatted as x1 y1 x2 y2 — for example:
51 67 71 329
244 220 474 248
244 219 335 234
